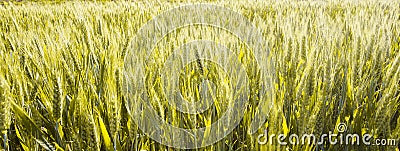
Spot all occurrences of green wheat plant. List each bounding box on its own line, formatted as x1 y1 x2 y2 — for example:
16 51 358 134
0 0 399 150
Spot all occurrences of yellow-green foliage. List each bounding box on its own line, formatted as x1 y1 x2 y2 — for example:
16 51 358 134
0 0 399 150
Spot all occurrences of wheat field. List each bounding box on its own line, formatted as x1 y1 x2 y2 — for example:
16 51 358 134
0 0 399 150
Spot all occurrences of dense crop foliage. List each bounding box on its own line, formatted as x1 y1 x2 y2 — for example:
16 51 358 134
0 0 399 150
